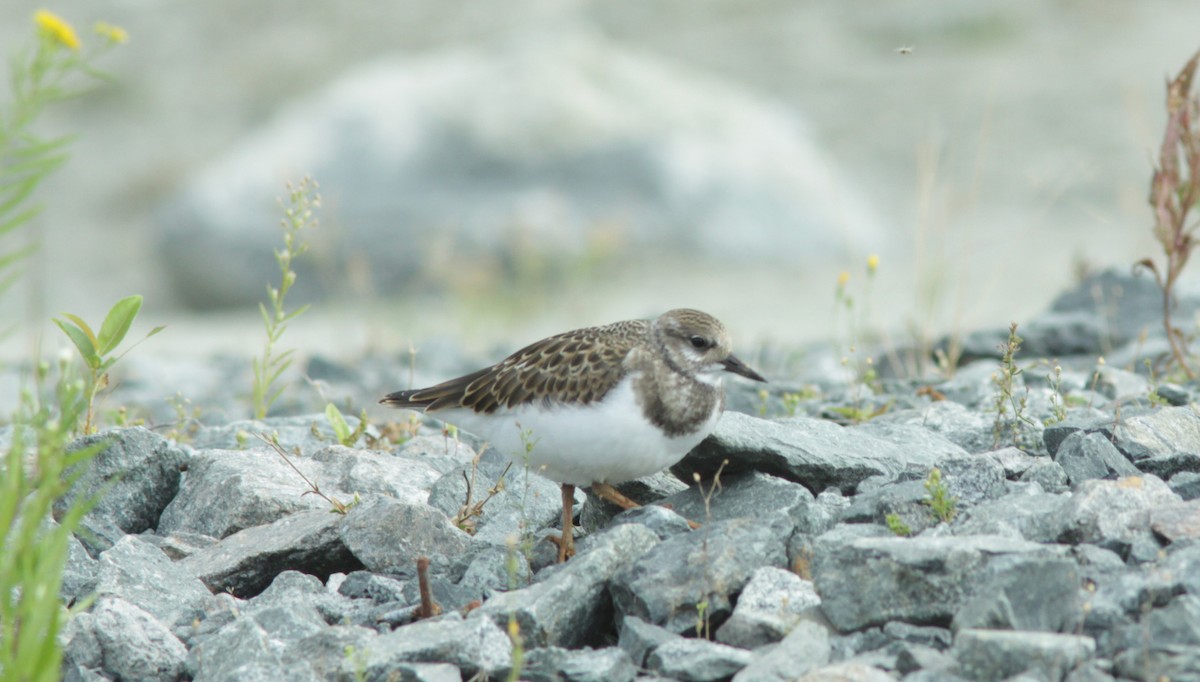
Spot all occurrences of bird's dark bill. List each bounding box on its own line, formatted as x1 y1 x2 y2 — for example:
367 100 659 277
722 354 767 382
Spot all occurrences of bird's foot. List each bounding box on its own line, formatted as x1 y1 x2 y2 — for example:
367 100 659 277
589 481 640 510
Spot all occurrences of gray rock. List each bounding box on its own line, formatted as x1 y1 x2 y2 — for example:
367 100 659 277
94 535 213 628
952 554 1082 632
1169 471 1200 501
952 628 1096 682
870 400 996 454
454 545 532 601
1054 432 1138 485
338 570 408 603
89 597 188 682
716 566 821 648
882 622 952 650
1063 660 1117 682
186 613 317 682
1110 407 1200 478
62 531 98 604
647 638 753 682
251 570 352 627
662 470 829 534
286 625 382 681
1093 366 1153 402
522 646 637 682
618 616 681 668
777 661 895 682
813 534 1068 632
307 444 444 501
676 412 966 494
61 611 103 672
189 415 349 453
181 509 363 597
953 487 1070 542
1053 474 1179 555
843 478 938 535
174 592 244 650
474 523 659 648
58 427 189 554
158 31 880 309
246 600 328 656
960 269 1182 361
731 620 832 682
143 530 220 560
391 433 482 475
361 613 511 679
158 447 335 538
1043 410 1113 456
426 460 566 547
339 495 471 575
1108 595 1200 682
1150 499 1200 544
937 455 1008 505
611 515 788 635
607 504 693 539
1019 459 1070 492
984 447 1043 479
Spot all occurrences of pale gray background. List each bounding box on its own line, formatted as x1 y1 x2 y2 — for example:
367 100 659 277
2 0 1198 362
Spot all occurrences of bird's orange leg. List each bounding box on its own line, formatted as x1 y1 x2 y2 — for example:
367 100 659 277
557 483 576 562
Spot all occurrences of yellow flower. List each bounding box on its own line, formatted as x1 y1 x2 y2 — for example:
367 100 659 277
94 21 129 45
867 254 880 274
837 271 851 288
34 10 81 51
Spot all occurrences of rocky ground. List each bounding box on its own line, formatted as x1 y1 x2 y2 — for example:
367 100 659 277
23 267 1200 682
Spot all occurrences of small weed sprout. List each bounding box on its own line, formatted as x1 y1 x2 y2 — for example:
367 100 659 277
691 459 728 640
54 294 164 434
370 413 422 448
505 537 525 682
885 513 913 537
991 322 1038 448
922 468 956 524
1137 48 1200 379
252 177 320 419
257 432 358 514
165 393 201 443
453 452 512 535
343 644 368 682
780 392 803 418
1144 359 1169 408
324 403 368 446
1044 362 1067 425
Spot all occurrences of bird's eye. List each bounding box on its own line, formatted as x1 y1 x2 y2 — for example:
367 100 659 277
689 335 709 349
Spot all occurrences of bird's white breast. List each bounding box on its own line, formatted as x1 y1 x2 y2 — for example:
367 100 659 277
432 375 720 487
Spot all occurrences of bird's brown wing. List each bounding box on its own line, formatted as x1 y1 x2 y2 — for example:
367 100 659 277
380 319 650 414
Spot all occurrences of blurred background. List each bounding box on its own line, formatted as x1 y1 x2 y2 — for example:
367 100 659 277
2 0 1199 365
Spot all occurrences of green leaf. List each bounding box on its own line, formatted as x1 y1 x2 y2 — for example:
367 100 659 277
0 205 43 237
53 319 97 368
60 313 97 349
97 295 142 355
325 403 350 440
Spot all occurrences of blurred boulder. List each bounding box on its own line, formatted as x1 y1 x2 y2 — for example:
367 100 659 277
158 29 880 308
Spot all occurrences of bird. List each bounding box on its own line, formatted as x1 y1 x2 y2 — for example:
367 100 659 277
379 309 766 562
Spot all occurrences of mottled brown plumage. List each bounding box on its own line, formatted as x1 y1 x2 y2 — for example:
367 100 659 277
381 318 652 413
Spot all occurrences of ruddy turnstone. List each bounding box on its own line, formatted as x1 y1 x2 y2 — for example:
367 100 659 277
380 309 766 561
